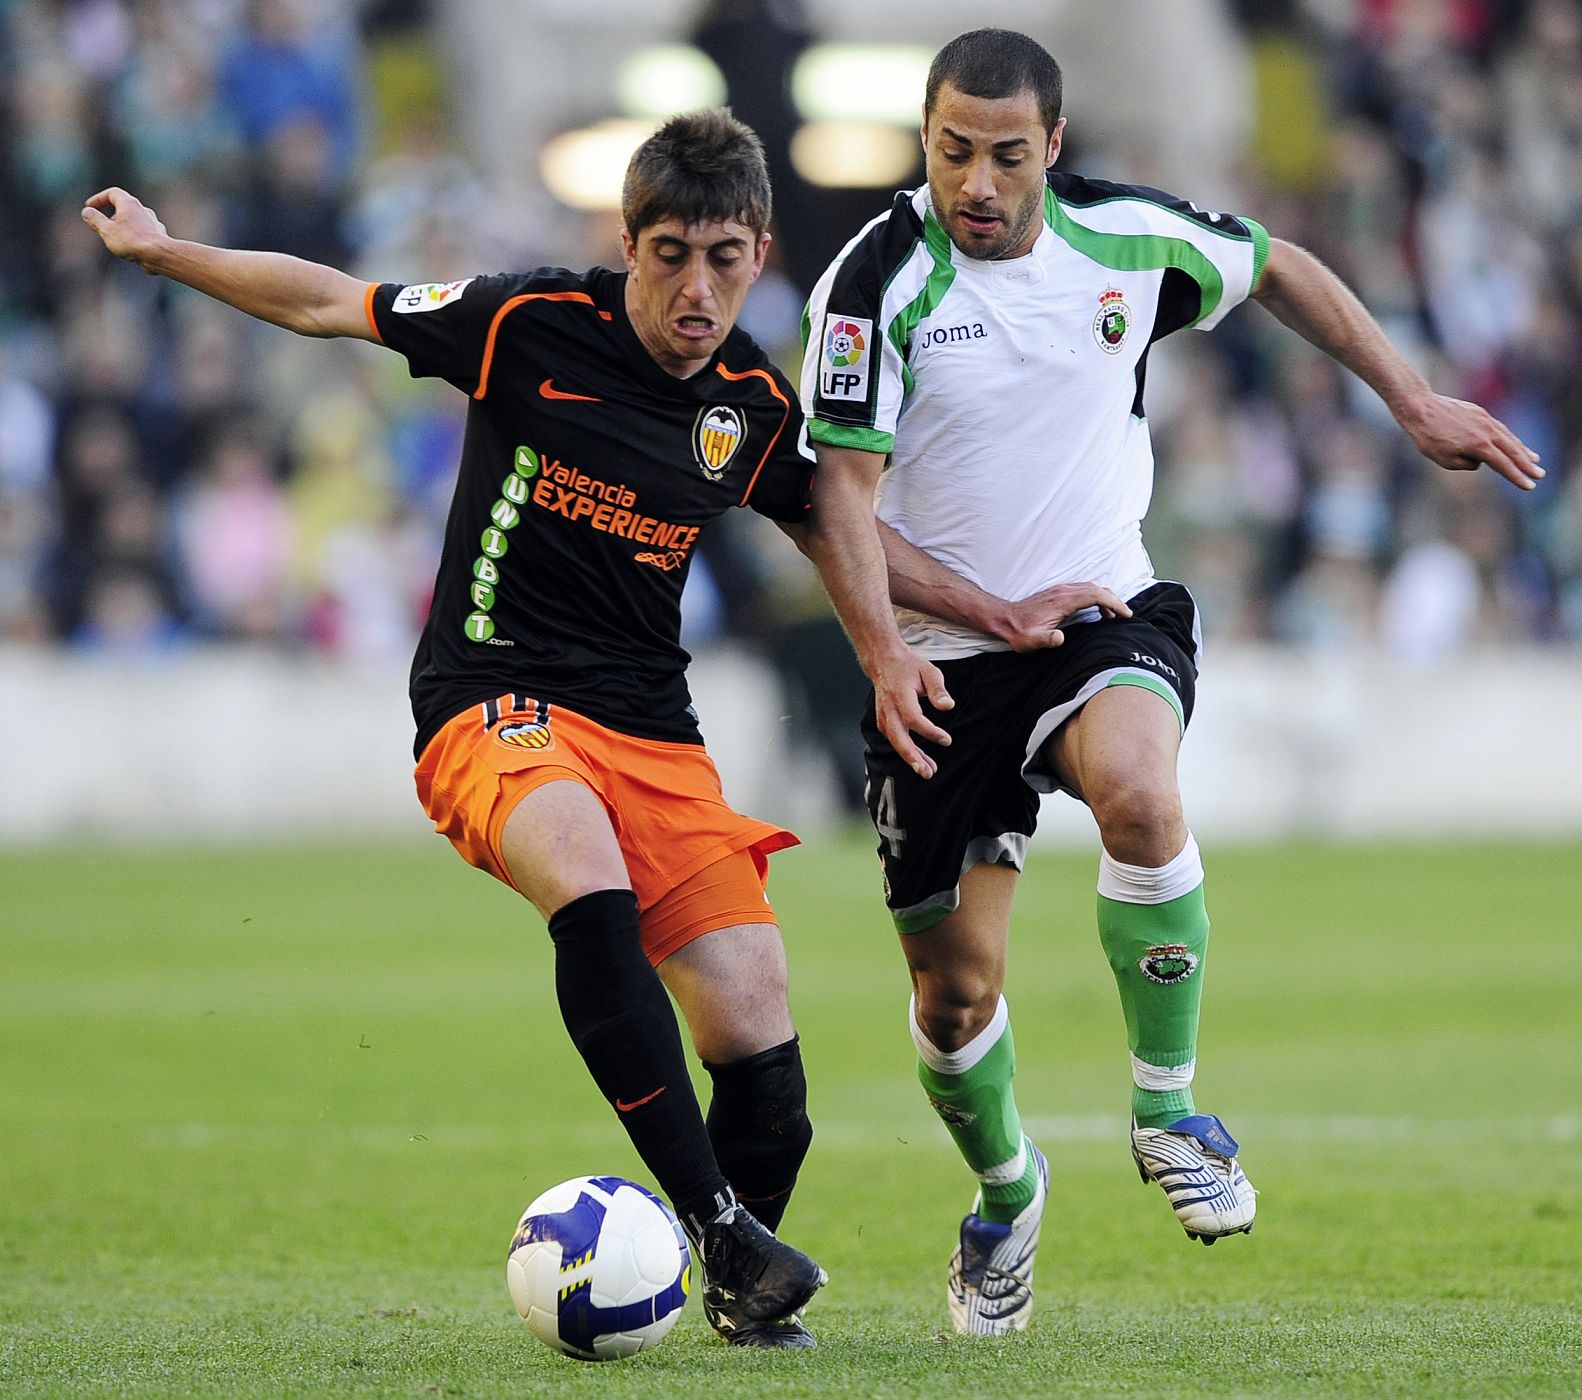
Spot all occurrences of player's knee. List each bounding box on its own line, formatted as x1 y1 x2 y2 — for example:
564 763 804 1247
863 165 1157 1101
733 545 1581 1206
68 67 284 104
704 1037 812 1228
914 981 1001 1051
1092 780 1185 866
706 1037 811 1145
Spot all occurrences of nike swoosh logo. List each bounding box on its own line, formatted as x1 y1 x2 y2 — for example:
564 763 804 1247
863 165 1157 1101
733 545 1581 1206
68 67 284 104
539 377 601 402
615 1086 667 1113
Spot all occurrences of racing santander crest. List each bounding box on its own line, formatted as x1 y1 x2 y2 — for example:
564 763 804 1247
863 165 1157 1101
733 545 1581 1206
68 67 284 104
1093 286 1132 354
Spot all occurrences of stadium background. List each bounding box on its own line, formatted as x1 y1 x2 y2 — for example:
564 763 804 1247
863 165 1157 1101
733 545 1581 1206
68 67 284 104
4 0 1582 843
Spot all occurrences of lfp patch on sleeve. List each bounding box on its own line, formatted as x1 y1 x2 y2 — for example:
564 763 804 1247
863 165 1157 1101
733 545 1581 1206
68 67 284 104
392 279 476 314
820 313 872 402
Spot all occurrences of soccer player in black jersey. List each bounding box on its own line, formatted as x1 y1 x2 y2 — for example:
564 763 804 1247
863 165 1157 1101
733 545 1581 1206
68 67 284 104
81 109 911 1349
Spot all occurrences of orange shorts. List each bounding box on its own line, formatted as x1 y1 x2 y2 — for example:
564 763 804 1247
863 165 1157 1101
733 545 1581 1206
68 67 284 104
414 694 798 965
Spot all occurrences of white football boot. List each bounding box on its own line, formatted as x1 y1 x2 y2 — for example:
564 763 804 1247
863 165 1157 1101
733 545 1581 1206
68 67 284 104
1130 1113 1256 1244
947 1140 1049 1334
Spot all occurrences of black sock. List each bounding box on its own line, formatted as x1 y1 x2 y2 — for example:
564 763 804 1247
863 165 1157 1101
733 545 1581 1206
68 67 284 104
548 889 731 1230
705 1036 813 1233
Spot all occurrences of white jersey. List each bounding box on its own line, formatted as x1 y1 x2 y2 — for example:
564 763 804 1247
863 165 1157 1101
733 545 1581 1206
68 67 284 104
802 173 1268 658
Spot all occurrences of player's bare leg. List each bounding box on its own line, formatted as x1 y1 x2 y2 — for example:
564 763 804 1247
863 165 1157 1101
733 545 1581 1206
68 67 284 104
1048 685 1256 1242
905 862 1016 1052
660 922 795 1062
660 923 813 1230
904 865 1048 1332
661 924 820 1347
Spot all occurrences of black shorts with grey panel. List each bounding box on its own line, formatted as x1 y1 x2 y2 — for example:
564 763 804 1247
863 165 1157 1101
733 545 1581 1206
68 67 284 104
860 582 1201 933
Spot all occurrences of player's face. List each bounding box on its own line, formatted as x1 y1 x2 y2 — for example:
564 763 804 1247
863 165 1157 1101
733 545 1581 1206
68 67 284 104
621 218 769 378
923 82 1063 261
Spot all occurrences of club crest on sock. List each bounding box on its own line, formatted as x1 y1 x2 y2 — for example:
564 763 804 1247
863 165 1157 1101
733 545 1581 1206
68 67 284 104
1138 944 1200 985
927 1095 977 1128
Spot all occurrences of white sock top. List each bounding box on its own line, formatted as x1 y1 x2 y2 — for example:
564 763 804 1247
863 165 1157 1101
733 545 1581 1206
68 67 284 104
1098 832 1204 905
909 992 1009 1076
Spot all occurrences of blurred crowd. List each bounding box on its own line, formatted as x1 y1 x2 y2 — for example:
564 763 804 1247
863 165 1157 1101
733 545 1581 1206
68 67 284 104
1146 0 1582 657
2 0 1580 673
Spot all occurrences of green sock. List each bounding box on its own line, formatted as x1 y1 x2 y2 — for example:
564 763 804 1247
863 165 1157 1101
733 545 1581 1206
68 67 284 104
912 996 1039 1223
1097 847 1211 1130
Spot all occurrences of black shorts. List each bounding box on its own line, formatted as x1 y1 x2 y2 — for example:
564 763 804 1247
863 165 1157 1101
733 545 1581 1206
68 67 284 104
860 582 1201 932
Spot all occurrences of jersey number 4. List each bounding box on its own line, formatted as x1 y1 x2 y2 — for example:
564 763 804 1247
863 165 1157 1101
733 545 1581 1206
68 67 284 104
873 776 906 858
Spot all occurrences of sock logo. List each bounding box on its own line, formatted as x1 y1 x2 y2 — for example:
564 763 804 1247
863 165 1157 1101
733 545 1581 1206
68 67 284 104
926 1095 976 1128
1139 944 1199 985
615 1086 667 1113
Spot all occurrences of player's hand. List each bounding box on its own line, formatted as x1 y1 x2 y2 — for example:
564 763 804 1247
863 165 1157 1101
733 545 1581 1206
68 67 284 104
81 188 168 270
996 582 1132 651
871 644 953 780
1397 392 1544 491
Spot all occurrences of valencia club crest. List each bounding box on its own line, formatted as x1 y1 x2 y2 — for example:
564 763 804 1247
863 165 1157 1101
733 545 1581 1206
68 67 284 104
693 405 746 480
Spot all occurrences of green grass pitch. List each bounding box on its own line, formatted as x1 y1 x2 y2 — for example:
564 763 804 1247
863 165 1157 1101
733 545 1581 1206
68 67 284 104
3 835 1579 1397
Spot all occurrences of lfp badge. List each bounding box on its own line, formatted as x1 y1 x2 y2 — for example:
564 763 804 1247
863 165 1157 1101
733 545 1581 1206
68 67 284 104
693 405 745 480
820 314 872 401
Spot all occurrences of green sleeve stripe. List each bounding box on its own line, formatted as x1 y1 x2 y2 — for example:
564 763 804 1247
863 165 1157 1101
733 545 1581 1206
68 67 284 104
1243 216 1271 292
808 419 894 454
882 212 957 397
800 296 812 351
1044 187 1228 326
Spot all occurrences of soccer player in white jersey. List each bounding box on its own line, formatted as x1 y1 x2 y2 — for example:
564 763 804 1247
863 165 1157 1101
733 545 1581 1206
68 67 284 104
800 28 1544 1335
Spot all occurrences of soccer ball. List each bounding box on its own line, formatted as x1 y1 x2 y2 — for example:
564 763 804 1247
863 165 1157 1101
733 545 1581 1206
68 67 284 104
506 1175 691 1361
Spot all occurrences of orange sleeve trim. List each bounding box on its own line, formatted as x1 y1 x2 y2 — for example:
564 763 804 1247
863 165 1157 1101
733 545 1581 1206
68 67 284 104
714 364 790 506
474 291 597 400
363 282 384 344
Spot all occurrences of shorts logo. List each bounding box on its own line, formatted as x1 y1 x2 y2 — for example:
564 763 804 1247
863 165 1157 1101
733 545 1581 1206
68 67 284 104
1139 944 1199 985
820 314 872 401
497 720 554 751
693 405 745 480
1093 286 1131 354
392 278 475 314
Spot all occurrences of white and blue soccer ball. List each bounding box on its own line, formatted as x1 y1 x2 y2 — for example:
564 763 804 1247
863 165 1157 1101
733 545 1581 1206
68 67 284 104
506 1175 690 1361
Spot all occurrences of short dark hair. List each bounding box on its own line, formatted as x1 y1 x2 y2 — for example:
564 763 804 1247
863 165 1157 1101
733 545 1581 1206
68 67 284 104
926 29 1063 135
622 108 771 240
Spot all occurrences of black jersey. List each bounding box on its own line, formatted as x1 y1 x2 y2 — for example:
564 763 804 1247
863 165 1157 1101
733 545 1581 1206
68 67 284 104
368 267 813 757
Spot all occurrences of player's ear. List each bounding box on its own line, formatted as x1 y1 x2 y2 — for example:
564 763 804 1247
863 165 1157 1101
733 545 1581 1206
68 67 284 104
1045 117 1066 169
619 226 640 274
751 230 771 281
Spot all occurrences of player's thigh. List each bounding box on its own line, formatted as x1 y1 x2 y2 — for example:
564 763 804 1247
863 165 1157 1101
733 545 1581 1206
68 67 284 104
1045 683 1186 863
1047 680 1183 799
658 921 794 1063
500 779 630 919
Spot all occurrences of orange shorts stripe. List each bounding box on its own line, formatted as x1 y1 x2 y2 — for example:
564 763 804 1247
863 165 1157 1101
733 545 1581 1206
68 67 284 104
413 697 797 963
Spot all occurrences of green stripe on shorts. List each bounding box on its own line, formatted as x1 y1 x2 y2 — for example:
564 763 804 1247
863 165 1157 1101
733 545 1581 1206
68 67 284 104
1105 670 1185 730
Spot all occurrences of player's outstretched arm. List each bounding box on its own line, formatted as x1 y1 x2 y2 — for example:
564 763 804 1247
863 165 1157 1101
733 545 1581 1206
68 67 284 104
879 520 1131 650
805 443 953 780
82 187 376 342
1251 237 1543 491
